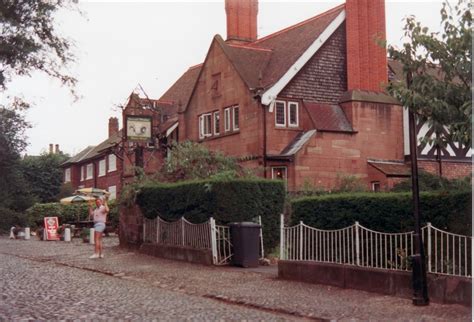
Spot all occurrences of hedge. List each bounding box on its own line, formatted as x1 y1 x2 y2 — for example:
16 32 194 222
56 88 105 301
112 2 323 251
0 207 28 233
25 201 119 229
136 179 286 253
290 191 471 236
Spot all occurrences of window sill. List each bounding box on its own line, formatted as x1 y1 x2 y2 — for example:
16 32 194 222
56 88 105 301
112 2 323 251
199 130 240 142
274 126 302 131
108 169 117 173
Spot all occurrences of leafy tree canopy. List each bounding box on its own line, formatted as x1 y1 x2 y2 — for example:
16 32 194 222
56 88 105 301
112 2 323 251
388 0 472 147
0 0 77 91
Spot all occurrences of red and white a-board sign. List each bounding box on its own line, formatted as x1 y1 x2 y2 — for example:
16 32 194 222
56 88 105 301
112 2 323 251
44 217 60 241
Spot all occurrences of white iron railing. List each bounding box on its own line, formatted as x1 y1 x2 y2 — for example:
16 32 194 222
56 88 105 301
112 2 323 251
280 215 472 278
143 216 240 266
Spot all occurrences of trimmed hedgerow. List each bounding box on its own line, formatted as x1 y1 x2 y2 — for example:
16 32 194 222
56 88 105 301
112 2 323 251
290 191 471 235
136 179 285 253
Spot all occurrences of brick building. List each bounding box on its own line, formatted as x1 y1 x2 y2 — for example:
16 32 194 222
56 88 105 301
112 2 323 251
62 0 471 195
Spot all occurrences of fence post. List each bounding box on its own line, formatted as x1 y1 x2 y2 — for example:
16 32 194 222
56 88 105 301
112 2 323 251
181 217 185 246
355 221 360 266
427 222 432 273
210 217 218 265
299 221 303 261
258 215 264 259
280 214 284 260
156 217 160 244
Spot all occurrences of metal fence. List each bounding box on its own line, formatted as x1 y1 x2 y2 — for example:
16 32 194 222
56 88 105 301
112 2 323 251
143 216 236 265
280 215 472 278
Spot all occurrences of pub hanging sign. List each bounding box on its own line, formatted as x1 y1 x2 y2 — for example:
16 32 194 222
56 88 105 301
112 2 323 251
125 116 152 141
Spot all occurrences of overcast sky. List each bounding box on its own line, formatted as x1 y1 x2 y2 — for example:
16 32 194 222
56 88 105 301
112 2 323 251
5 0 446 156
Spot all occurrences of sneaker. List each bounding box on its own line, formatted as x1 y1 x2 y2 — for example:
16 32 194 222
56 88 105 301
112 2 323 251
99 254 104 259
89 253 99 259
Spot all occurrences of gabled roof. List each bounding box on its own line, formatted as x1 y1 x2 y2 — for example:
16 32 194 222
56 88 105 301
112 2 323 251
159 64 203 113
267 130 317 161
304 102 354 133
61 145 95 166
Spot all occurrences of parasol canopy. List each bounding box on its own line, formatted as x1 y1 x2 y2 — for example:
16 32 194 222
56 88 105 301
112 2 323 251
60 195 96 205
74 187 110 197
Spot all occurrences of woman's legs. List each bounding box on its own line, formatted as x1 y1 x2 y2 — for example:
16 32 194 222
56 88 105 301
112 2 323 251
94 230 101 255
97 232 103 256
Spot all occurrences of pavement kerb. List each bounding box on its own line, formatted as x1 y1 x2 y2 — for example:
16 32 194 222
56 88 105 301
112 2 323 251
0 251 326 321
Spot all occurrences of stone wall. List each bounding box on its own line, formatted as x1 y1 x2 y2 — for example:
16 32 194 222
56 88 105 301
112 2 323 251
278 260 472 306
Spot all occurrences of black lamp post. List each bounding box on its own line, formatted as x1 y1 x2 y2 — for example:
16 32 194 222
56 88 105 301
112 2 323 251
407 70 429 306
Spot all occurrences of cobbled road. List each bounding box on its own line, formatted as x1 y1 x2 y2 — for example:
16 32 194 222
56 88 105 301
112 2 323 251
0 236 471 321
0 253 296 321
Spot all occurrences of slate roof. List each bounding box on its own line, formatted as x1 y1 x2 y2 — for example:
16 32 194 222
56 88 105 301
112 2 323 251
368 160 411 177
159 64 203 113
62 130 122 167
304 102 354 133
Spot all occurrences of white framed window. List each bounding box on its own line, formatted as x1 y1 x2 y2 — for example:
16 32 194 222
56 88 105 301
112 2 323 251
86 163 93 180
199 113 212 139
288 102 299 127
214 111 220 135
108 154 117 172
80 166 85 181
271 167 287 181
108 185 117 200
224 108 231 132
275 101 286 126
233 106 239 130
98 159 106 177
64 168 71 183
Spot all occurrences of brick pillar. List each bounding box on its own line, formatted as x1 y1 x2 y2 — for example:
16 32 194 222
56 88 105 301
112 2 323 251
345 0 387 92
108 117 119 138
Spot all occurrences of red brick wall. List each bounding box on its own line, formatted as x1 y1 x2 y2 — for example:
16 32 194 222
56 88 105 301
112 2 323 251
291 101 404 191
418 160 472 180
345 0 387 92
280 24 347 103
181 40 263 160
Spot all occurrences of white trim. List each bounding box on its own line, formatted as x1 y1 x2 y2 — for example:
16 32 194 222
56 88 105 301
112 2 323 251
232 106 239 131
275 101 286 127
288 101 299 127
86 163 93 180
64 168 71 183
108 154 117 172
166 121 179 137
224 108 231 132
199 113 212 138
271 166 288 181
261 10 346 106
213 111 220 135
98 159 106 177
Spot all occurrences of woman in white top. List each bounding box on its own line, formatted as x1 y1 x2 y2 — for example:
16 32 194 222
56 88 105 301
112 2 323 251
88 196 109 258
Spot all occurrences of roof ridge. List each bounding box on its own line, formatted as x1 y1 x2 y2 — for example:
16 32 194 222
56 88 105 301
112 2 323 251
228 43 272 52
251 3 345 45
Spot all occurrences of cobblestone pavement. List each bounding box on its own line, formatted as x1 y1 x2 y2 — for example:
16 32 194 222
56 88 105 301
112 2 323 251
0 236 471 321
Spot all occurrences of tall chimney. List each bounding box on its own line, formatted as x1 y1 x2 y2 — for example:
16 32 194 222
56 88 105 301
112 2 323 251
108 117 119 138
55 144 59 154
225 0 258 43
345 0 388 92
49 144 53 154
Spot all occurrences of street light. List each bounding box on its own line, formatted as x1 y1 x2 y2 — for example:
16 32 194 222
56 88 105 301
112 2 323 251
407 70 429 306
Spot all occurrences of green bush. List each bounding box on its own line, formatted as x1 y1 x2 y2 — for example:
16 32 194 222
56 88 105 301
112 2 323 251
136 179 285 253
391 171 471 192
25 201 119 229
0 207 28 233
290 191 471 236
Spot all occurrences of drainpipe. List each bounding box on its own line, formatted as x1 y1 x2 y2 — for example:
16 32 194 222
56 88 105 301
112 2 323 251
254 91 267 178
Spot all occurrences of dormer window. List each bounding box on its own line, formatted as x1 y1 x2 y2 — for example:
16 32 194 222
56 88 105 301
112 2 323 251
275 100 299 128
275 101 286 126
288 102 299 127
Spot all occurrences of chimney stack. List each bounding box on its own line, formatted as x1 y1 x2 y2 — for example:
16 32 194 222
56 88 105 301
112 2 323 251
345 0 388 92
49 144 54 154
55 144 59 154
108 117 119 138
225 0 258 43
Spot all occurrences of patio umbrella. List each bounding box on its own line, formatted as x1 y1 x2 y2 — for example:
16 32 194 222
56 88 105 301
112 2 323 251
75 187 110 197
60 195 96 205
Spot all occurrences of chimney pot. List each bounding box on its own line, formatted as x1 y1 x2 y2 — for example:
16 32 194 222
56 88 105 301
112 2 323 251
49 144 53 154
55 144 59 154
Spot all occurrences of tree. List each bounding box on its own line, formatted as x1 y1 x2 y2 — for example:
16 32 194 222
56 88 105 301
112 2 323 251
0 0 77 91
388 0 472 148
20 152 70 203
159 141 251 182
